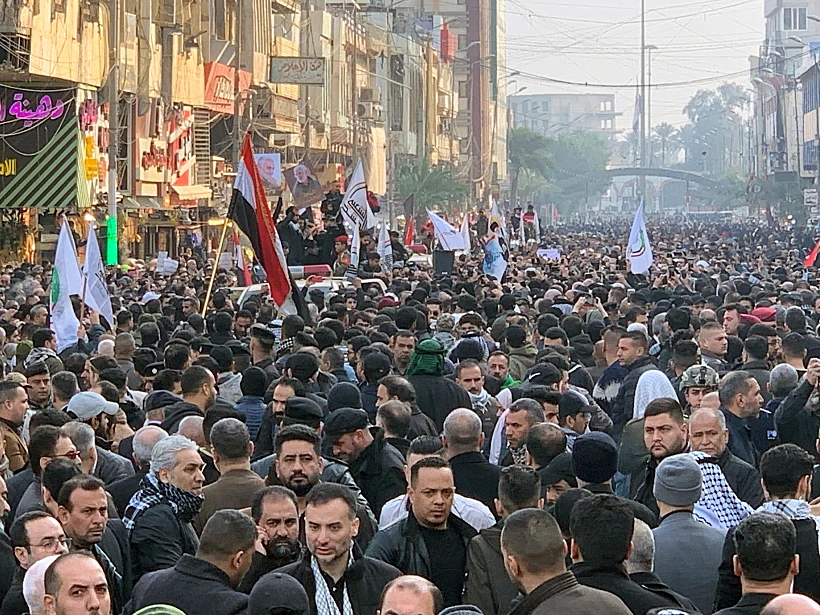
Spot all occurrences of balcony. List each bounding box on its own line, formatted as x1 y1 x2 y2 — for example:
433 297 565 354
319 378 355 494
255 89 300 134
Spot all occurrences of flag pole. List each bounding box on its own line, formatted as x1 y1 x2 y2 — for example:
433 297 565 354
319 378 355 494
78 276 88 323
201 219 232 316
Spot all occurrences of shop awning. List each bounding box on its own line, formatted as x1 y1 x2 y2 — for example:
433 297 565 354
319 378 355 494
171 185 212 201
122 196 163 210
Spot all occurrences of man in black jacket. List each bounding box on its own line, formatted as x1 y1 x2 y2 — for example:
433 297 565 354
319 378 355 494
324 408 406 517
56 476 132 615
713 512 797 615
366 456 477 607
160 366 217 434
719 371 764 468
277 483 401 615
124 510 255 615
443 408 502 514
569 494 680 614
774 357 820 456
689 407 764 507
611 331 658 442
714 445 820 611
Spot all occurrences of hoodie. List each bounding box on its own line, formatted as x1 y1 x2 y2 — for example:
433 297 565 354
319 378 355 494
508 344 538 382
217 372 243 405
160 400 204 434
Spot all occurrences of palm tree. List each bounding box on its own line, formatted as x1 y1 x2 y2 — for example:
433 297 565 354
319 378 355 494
395 159 467 218
508 127 552 206
653 123 679 167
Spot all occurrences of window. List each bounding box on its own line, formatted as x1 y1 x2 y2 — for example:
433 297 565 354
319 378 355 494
458 80 468 98
600 100 612 111
458 34 467 49
784 7 807 30
214 0 227 39
600 118 613 129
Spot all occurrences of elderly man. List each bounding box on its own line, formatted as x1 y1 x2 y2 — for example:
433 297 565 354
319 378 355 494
22 554 60 615
124 434 205 582
61 419 133 486
107 426 168 517
689 407 764 507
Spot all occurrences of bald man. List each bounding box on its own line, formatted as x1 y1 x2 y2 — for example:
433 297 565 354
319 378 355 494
444 408 503 514
760 594 820 615
379 576 442 615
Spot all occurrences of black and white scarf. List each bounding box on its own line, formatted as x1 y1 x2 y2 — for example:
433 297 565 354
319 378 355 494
311 549 354 615
122 473 204 535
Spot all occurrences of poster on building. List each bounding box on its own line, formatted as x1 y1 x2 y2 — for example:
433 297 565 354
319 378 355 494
283 159 324 207
0 85 78 209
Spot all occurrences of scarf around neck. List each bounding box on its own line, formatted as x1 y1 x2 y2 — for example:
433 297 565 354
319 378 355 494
122 473 204 534
311 547 354 615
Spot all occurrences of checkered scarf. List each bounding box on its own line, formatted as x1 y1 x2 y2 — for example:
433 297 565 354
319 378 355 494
122 473 204 535
759 499 820 551
691 451 753 530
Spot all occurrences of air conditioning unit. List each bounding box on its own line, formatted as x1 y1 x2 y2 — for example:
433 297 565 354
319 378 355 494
359 87 380 103
357 101 383 121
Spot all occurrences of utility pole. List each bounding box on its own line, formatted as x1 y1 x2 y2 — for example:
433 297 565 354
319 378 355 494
233 0 243 164
106 0 119 264
351 6 358 162
639 0 646 205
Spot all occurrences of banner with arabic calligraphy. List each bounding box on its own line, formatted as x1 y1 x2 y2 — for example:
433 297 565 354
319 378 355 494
0 85 78 209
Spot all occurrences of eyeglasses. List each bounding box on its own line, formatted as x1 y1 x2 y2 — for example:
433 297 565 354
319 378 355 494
29 536 71 550
49 450 80 461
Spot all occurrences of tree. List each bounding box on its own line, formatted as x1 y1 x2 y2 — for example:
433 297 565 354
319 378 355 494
508 127 552 206
542 130 611 216
653 123 680 167
395 159 466 218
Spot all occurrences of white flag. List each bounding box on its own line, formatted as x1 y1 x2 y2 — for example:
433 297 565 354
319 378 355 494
50 217 82 353
82 223 114 327
460 214 471 251
340 161 377 230
533 210 541 242
519 215 525 246
377 223 393 272
627 198 653 274
427 210 466 251
490 199 506 241
345 224 361 282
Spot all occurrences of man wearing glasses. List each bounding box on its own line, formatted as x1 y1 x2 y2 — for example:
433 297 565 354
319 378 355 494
14 426 80 520
3 511 70 615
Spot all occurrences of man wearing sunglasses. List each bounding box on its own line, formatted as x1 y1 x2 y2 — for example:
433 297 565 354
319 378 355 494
14 426 81 521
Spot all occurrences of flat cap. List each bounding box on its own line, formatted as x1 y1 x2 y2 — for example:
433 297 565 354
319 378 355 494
323 407 369 441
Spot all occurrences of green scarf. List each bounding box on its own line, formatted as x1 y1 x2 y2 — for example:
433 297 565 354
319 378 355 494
500 374 520 390
405 339 446 377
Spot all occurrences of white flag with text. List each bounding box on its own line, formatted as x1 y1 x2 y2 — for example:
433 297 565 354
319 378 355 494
627 199 653 274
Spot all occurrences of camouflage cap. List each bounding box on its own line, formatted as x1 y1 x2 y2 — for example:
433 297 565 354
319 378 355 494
679 364 720 391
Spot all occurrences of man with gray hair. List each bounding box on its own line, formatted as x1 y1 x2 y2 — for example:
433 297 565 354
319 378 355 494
124 434 205 582
625 518 698 612
719 370 764 466
193 418 264 534
107 425 168 517
500 398 545 467
755 363 798 458
689 406 764 507
444 408 502 514
61 420 133 486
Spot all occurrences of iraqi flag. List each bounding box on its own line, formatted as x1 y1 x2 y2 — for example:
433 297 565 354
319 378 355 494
230 134 308 320
233 228 252 286
806 238 820 267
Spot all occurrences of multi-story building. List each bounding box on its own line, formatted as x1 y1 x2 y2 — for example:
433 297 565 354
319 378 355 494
508 93 619 138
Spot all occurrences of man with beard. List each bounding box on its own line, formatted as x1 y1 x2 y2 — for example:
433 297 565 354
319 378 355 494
238 486 302 593
160 366 217 434
324 408 406 517
56 476 131 615
272 425 377 549
277 483 401 615
455 360 499 444
630 398 689 517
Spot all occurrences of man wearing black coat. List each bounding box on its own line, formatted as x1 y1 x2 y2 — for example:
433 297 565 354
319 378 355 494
610 332 658 442
366 457 477 607
774 359 820 457
124 510 254 615
443 409 502 515
277 483 401 615
324 409 406 518
569 494 679 615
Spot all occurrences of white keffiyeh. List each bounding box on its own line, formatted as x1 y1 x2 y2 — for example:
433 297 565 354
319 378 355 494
311 549 354 615
691 451 754 530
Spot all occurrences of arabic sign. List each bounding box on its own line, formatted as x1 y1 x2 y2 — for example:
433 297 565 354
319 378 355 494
204 63 253 114
136 139 169 183
269 57 326 85
0 85 77 207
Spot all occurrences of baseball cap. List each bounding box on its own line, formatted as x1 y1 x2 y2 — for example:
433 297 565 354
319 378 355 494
67 391 119 420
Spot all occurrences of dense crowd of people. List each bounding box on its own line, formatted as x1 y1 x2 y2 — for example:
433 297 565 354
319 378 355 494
2 214 820 615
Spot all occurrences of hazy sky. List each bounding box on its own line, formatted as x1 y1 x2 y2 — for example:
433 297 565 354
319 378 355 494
505 0 764 133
